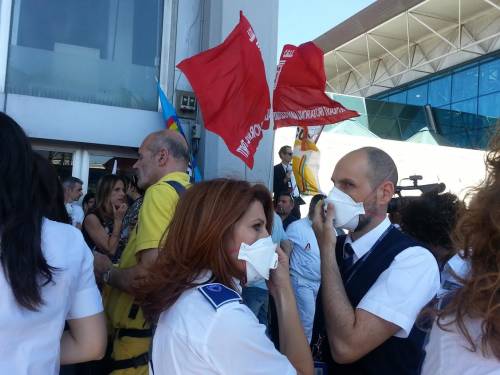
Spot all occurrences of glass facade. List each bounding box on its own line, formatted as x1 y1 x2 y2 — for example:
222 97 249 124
361 99 497 150
6 0 163 111
373 53 500 119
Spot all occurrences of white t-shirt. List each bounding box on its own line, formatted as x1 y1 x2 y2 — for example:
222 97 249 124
150 280 296 375
287 218 321 282
345 217 441 337
422 317 500 374
0 219 103 375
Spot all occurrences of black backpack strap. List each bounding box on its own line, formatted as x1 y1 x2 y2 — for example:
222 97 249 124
148 324 157 375
164 180 186 197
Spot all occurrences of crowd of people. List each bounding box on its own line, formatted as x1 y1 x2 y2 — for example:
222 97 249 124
1 109 499 375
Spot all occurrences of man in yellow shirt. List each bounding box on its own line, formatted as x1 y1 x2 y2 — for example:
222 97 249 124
94 129 191 374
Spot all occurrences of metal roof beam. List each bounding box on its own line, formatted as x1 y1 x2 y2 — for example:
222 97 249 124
369 33 408 43
335 51 366 80
323 1 500 96
343 71 352 93
365 34 373 83
335 50 369 57
408 12 457 50
482 0 500 12
413 43 436 72
463 30 500 51
461 25 486 53
368 33 408 68
325 1 493 56
410 10 458 25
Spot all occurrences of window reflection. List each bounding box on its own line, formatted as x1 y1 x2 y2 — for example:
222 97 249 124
452 66 478 103
479 59 500 96
374 55 500 121
406 84 428 106
451 99 477 115
429 75 451 107
478 92 500 119
6 0 163 111
389 91 407 104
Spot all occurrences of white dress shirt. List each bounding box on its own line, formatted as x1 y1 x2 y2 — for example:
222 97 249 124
344 217 440 337
282 163 300 198
150 275 296 375
0 219 103 375
422 317 500 374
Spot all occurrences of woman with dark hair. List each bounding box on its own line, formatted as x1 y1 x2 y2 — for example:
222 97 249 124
82 174 128 262
422 133 500 373
137 179 313 375
0 112 106 374
82 192 96 216
33 152 72 224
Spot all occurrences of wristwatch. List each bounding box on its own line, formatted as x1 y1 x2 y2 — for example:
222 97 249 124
103 268 112 284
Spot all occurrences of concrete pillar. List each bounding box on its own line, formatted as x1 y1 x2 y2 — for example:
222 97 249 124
195 0 279 188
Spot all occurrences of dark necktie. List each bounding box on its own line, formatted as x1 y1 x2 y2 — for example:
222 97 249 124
342 242 355 272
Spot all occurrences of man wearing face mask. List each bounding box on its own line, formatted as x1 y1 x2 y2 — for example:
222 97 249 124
310 147 440 375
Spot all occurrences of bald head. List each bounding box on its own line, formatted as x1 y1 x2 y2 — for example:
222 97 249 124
344 147 398 188
134 129 190 189
147 129 190 165
332 147 398 236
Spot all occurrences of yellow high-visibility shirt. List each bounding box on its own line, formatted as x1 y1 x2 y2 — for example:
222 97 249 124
105 171 190 330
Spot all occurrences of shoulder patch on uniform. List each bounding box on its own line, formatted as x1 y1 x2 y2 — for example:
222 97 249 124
198 283 242 310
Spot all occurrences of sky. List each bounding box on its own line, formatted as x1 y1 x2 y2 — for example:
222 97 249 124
277 0 376 56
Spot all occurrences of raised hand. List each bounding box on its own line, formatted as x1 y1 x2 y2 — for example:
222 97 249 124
312 200 337 253
113 203 128 222
267 246 291 298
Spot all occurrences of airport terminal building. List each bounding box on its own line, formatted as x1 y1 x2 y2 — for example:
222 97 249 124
315 0 500 150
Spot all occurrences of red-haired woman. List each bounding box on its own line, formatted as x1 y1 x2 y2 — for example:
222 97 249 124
422 133 500 373
137 179 313 375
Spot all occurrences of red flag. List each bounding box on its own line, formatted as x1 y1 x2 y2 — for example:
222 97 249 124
177 12 270 169
273 42 359 128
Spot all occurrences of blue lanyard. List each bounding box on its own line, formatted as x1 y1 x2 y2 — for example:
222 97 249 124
343 224 394 286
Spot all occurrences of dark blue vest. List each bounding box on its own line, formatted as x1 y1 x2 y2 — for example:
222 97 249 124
311 226 430 375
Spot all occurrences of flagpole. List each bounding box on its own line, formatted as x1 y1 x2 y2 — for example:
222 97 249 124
157 81 202 182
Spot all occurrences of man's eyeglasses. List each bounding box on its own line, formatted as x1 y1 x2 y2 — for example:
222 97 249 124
285 152 293 156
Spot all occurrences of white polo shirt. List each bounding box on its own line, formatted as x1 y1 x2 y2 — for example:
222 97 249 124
287 218 321 282
0 219 103 375
344 217 440 338
150 276 296 375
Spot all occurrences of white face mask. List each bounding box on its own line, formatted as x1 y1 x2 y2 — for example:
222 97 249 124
326 187 366 231
237 236 279 284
